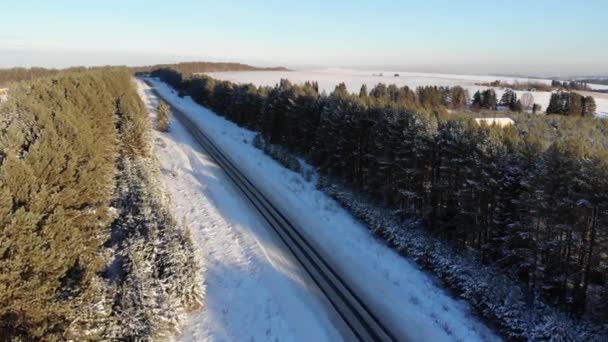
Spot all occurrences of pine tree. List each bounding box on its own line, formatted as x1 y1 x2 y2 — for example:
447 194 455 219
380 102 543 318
450 86 470 110
333 82 349 98
472 90 483 110
155 100 170 132
566 92 583 116
547 93 562 114
582 96 597 117
370 83 388 99
359 84 368 98
482 89 498 110
513 99 523 112
500 89 517 108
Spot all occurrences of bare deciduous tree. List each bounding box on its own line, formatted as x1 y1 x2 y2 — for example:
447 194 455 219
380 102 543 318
521 92 534 110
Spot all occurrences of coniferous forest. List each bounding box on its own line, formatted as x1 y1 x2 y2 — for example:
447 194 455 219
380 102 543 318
1 63 606 340
0 69 200 340
150 67 608 338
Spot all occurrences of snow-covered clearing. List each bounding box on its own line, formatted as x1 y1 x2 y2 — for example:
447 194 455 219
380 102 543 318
140 77 500 341
137 80 345 341
208 69 608 118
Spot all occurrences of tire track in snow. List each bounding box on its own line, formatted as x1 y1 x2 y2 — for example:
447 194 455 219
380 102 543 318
138 80 342 342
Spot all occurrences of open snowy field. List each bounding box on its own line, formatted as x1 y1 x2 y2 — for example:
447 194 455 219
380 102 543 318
208 69 608 118
141 77 500 341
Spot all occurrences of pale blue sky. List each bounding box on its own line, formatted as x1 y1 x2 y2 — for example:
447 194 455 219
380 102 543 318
1 0 607 75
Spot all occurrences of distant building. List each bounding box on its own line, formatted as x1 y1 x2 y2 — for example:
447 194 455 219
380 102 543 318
474 117 515 127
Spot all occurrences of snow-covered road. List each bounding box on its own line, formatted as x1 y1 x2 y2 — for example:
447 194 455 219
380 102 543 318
137 78 500 341
137 80 345 341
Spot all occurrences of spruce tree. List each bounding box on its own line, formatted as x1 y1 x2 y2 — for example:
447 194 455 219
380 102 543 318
547 93 562 114
370 83 388 99
359 84 368 98
582 96 597 117
472 90 483 110
500 89 517 108
482 89 498 110
450 86 470 110
156 100 170 132
566 92 583 116
513 99 523 112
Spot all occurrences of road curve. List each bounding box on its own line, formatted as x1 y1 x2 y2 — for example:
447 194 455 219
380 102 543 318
143 79 397 342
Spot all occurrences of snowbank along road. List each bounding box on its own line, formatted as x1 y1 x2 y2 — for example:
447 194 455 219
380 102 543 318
137 78 500 342
143 79 394 342
138 80 345 341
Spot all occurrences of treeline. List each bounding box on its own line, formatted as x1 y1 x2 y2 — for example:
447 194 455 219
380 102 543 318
477 79 592 92
477 80 554 92
154 67 470 117
0 69 128 339
0 66 96 87
132 61 289 77
472 87 596 116
151 67 608 324
0 69 199 339
0 61 289 87
471 88 536 113
577 78 608 92
547 91 597 116
552 79 591 91
578 78 608 86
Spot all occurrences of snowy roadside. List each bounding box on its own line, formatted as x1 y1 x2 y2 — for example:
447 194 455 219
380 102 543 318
143 77 500 342
136 80 344 341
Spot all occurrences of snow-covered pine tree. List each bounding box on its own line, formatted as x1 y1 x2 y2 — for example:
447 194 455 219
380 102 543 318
499 89 517 110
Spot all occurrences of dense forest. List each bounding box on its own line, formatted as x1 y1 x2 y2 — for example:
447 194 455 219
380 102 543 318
0 67 78 87
0 62 288 87
0 69 200 340
476 80 554 92
551 80 592 91
578 78 608 86
151 67 608 336
547 91 597 116
476 79 593 92
131 61 289 76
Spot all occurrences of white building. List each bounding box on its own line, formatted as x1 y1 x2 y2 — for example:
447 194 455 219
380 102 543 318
0 88 8 102
474 117 515 127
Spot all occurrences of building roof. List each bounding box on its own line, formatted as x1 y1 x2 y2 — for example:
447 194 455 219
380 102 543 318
474 117 515 127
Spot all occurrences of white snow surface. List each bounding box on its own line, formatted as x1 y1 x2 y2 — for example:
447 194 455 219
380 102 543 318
207 69 608 118
140 77 500 341
137 80 344 342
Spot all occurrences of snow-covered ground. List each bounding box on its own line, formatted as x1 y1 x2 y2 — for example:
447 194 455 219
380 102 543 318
207 69 608 118
137 80 345 341
139 77 500 341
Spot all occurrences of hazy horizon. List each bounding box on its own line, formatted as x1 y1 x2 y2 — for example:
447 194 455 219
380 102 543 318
2 0 608 77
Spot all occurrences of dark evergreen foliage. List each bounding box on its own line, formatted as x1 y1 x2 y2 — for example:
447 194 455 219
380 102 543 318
472 89 498 110
547 91 595 116
0 69 200 340
151 69 608 331
551 79 591 91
